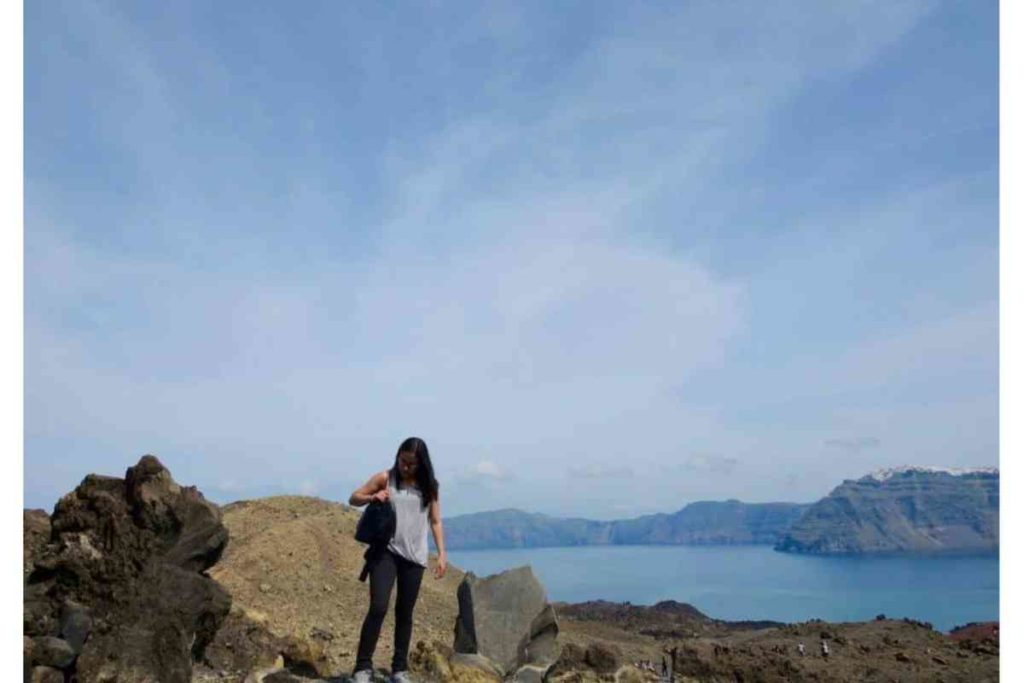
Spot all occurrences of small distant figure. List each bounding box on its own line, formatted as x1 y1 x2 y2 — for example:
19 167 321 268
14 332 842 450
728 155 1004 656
797 642 805 656
661 656 667 677
821 640 830 659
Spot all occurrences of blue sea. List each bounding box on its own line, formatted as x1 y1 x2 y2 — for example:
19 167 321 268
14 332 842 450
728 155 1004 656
447 545 998 633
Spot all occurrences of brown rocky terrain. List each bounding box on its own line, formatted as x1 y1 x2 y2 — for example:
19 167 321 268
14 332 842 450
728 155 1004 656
557 606 999 683
197 495 999 682
25 481 1000 682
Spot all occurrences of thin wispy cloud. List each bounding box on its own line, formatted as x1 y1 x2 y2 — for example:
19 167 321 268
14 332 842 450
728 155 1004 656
462 461 512 483
824 437 882 453
567 464 635 480
680 455 741 475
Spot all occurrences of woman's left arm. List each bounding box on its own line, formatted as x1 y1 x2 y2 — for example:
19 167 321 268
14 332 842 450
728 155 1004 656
429 498 447 579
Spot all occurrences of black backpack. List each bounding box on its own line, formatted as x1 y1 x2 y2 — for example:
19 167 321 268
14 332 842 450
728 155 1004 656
355 499 396 581
355 499 396 544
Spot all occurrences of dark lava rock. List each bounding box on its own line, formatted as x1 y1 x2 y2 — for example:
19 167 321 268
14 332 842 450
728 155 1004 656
59 599 93 654
23 455 231 683
264 672 312 683
204 609 291 674
547 641 621 676
204 608 332 679
583 642 621 673
23 509 51 581
30 636 75 668
547 642 585 677
28 666 64 683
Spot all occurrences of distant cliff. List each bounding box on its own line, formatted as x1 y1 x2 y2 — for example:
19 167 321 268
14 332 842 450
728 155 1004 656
440 500 810 550
775 467 999 555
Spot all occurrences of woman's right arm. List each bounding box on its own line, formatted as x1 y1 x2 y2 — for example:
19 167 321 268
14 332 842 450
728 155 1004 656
349 471 390 507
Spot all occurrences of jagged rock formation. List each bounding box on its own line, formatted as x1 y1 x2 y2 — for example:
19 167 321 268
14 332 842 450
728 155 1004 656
776 467 999 555
23 455 231 683
440 501 809 550
453 566 560 677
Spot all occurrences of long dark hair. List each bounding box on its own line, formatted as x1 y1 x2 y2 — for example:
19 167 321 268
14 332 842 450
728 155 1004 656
390 436 439 510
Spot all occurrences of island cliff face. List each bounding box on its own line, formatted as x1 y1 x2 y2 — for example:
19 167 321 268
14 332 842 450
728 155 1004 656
775 467 999 555
440 501 810 550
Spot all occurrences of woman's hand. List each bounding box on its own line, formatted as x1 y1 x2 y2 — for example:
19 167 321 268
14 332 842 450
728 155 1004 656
369 489 390 504
433 552 447 579
350 471 390 507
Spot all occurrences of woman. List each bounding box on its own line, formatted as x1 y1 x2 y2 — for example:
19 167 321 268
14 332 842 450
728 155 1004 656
349 437 447 683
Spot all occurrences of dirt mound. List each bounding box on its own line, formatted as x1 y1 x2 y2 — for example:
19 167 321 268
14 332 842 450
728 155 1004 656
206 496 467 678
949 621 998 643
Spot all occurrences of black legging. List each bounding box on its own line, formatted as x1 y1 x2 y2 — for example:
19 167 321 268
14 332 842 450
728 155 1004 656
355 549 426 673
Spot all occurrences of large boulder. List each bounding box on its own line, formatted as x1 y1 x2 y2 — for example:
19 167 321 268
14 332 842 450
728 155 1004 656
23 455 231 683
453 566 560 675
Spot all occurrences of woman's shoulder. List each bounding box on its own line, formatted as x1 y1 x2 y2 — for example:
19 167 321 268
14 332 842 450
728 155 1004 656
373 470 390 487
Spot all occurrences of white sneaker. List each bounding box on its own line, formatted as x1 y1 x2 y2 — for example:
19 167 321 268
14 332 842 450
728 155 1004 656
353 669 374 683
390 671 415 683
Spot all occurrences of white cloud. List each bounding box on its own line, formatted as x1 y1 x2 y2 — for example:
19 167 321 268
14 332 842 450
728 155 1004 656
463 461 511 482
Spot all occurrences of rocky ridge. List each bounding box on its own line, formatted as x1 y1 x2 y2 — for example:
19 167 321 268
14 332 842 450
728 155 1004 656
776 467 999 555
440 502 809 550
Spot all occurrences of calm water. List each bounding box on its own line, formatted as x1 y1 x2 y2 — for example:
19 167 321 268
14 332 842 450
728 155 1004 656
447 545 998 633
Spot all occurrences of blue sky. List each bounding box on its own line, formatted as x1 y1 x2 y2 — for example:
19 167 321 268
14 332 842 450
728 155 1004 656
24 0 998 519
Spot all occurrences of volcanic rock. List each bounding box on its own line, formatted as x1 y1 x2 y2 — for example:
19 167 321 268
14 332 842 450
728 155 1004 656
29 636 75 668
23 509 51 580
582 641 621 673
28 666 64 683
22 455 231 683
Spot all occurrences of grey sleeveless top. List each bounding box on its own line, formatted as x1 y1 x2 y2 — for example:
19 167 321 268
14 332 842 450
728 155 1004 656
387 472 430 567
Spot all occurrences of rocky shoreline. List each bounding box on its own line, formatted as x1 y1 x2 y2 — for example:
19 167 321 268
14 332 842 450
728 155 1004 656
24 457 999 683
